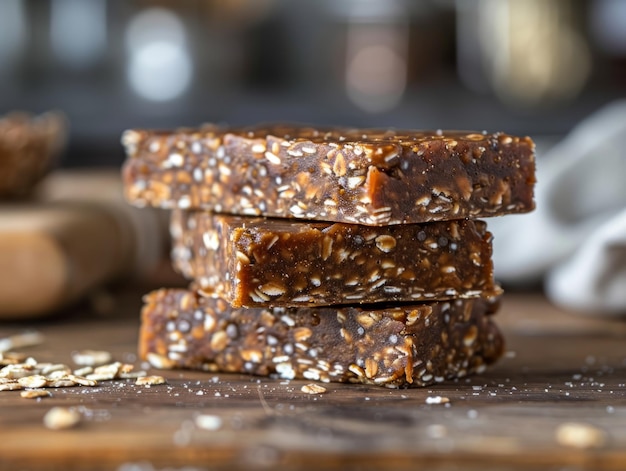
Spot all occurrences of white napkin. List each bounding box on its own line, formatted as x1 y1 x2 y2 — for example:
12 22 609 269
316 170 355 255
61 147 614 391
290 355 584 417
490 100 626 316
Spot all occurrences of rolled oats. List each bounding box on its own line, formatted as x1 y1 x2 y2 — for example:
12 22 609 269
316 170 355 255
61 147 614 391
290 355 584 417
73 366 94 377
71 350 112 366
0 364 35 379
43 407 81 430
0 351 28 366
47 378 77 388
21 389 51 399
301 383 327 394
67 374 98 387
86 362 121 381
17 375 48 388
136 375 166 386
0 381 23 391
0 331 44 353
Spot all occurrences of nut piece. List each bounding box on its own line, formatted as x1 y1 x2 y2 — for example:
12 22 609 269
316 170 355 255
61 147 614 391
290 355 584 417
71 350 112 367
556 422 607 449
43 407 81 430
136 375 166 386
301 383 327 395
21 389 51 399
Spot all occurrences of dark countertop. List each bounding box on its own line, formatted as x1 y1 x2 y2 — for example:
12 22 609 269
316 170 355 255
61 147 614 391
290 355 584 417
1 290 625 471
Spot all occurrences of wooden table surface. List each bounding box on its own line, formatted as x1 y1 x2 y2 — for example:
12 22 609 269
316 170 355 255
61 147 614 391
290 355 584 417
1 288 625 471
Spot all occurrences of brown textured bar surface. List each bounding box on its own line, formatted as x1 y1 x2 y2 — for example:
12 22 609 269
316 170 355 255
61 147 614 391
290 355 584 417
171 210 501 307
139 288 504 387
122 125 535 225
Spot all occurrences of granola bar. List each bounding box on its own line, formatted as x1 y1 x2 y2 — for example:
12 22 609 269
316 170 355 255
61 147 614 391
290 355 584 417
122 125 535 225
139 289 504 387
171 210 501 307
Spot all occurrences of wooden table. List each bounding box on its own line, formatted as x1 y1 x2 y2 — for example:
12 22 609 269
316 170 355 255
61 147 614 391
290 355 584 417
1 289 625 471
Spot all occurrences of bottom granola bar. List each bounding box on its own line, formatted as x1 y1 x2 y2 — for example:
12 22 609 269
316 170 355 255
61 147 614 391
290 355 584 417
139 289 504 387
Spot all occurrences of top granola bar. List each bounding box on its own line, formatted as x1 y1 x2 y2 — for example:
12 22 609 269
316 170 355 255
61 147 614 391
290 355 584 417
122 125 535 226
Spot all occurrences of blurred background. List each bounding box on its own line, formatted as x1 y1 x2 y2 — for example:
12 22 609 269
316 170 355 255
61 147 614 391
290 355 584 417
1 0 626 319
1 0 625 167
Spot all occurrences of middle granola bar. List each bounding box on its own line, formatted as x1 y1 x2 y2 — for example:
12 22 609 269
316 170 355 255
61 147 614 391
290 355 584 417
171 210 501 307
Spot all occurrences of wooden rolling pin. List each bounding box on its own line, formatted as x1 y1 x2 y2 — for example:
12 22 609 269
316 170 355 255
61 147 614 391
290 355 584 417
0 170 170 319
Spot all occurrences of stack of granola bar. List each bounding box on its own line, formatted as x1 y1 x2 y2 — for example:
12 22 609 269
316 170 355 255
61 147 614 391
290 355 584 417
121 125 535 387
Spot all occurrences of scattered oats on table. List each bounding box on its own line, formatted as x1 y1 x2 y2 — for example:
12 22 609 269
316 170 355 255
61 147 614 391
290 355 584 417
0 354 148 394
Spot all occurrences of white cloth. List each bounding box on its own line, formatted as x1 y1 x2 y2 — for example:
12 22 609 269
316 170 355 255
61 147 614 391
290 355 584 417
490 100 626 316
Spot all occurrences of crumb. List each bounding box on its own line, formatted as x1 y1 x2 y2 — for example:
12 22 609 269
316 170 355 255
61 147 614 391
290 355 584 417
425 396 450 405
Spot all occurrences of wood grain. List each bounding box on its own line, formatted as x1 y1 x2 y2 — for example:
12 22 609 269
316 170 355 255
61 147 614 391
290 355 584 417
1 290 625 471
